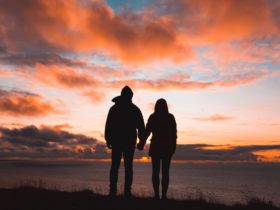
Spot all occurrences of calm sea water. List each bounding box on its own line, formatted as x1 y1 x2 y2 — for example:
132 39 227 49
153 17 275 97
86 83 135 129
0 160 279 205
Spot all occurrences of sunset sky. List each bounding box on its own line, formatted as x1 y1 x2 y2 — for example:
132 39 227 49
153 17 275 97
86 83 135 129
0 0 280 161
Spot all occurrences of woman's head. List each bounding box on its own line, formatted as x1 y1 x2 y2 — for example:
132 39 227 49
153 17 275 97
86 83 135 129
154 98 169 114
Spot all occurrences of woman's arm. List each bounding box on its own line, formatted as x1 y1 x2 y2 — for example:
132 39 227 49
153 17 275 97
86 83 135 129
145 115 153 140
170 114 177 153
137 115 153 150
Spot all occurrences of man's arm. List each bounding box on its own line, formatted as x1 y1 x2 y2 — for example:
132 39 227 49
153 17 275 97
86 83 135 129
136 107 145 147
105 108 113 149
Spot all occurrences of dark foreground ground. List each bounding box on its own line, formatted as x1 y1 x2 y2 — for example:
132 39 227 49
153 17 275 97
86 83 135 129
0 186 279 210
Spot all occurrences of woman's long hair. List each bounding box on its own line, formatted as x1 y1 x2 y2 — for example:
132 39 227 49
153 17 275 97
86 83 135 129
154 98 169 115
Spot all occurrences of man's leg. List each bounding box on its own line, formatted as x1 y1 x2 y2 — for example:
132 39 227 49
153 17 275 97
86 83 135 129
123 147 135 196
161 156 172 199
151 156 160 199
109 148 122 196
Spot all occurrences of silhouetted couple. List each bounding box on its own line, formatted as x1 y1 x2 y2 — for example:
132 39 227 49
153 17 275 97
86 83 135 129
105 86 177 199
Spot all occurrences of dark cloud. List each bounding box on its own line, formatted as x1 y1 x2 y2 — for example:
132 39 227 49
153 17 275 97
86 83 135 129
0 125 101 159
0 89 58 117
1 126 280 162
172 144 280 162
0 53 86 67
0 125 97 146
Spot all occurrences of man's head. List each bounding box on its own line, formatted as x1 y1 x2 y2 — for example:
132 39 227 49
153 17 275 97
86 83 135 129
121 86 133 100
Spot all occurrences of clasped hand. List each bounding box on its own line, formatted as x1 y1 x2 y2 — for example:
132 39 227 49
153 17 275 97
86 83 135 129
137 142 145 150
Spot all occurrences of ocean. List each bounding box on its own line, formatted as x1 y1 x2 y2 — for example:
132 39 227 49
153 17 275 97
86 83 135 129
0 160 279 205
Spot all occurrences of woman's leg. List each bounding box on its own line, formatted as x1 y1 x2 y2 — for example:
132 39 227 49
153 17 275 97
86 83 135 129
161 156 172 199
151 156 160 199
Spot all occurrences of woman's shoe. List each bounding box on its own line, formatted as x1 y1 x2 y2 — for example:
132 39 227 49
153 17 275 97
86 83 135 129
161 195 167 200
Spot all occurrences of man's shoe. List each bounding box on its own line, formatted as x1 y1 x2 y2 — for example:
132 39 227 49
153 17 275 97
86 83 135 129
124 191 132 198
108 188 117 198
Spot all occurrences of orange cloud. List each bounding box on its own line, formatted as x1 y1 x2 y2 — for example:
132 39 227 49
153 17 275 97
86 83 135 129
29 64 105 102
253 149 280 162
203 0 276 42
0 0 279 64
193 114 234 122
199 145 235 150
0 0 192 63
167 0 278 43
53 123 72 130
34 64 100 89
0 89 58 117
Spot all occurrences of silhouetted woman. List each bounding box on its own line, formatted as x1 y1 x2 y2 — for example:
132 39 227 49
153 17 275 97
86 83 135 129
138 99 177 199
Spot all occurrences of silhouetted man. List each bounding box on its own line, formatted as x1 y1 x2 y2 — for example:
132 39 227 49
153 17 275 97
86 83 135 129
105 86 145 197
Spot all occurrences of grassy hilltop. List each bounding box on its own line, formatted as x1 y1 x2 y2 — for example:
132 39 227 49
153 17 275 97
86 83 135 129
0 186 279 210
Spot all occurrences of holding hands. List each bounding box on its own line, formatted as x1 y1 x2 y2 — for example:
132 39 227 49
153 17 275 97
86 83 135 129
137 142 145 150
137 134 147 150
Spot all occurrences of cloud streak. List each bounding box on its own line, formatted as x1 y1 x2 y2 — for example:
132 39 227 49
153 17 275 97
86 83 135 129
10 65 269 103
0 53 86 67
108 70 270 91
193 114 234 122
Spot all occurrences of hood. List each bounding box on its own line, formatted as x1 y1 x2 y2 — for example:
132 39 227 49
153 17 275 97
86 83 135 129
112 96 131 104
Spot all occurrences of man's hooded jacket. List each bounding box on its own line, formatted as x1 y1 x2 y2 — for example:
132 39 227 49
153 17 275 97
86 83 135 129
105 88 145 148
